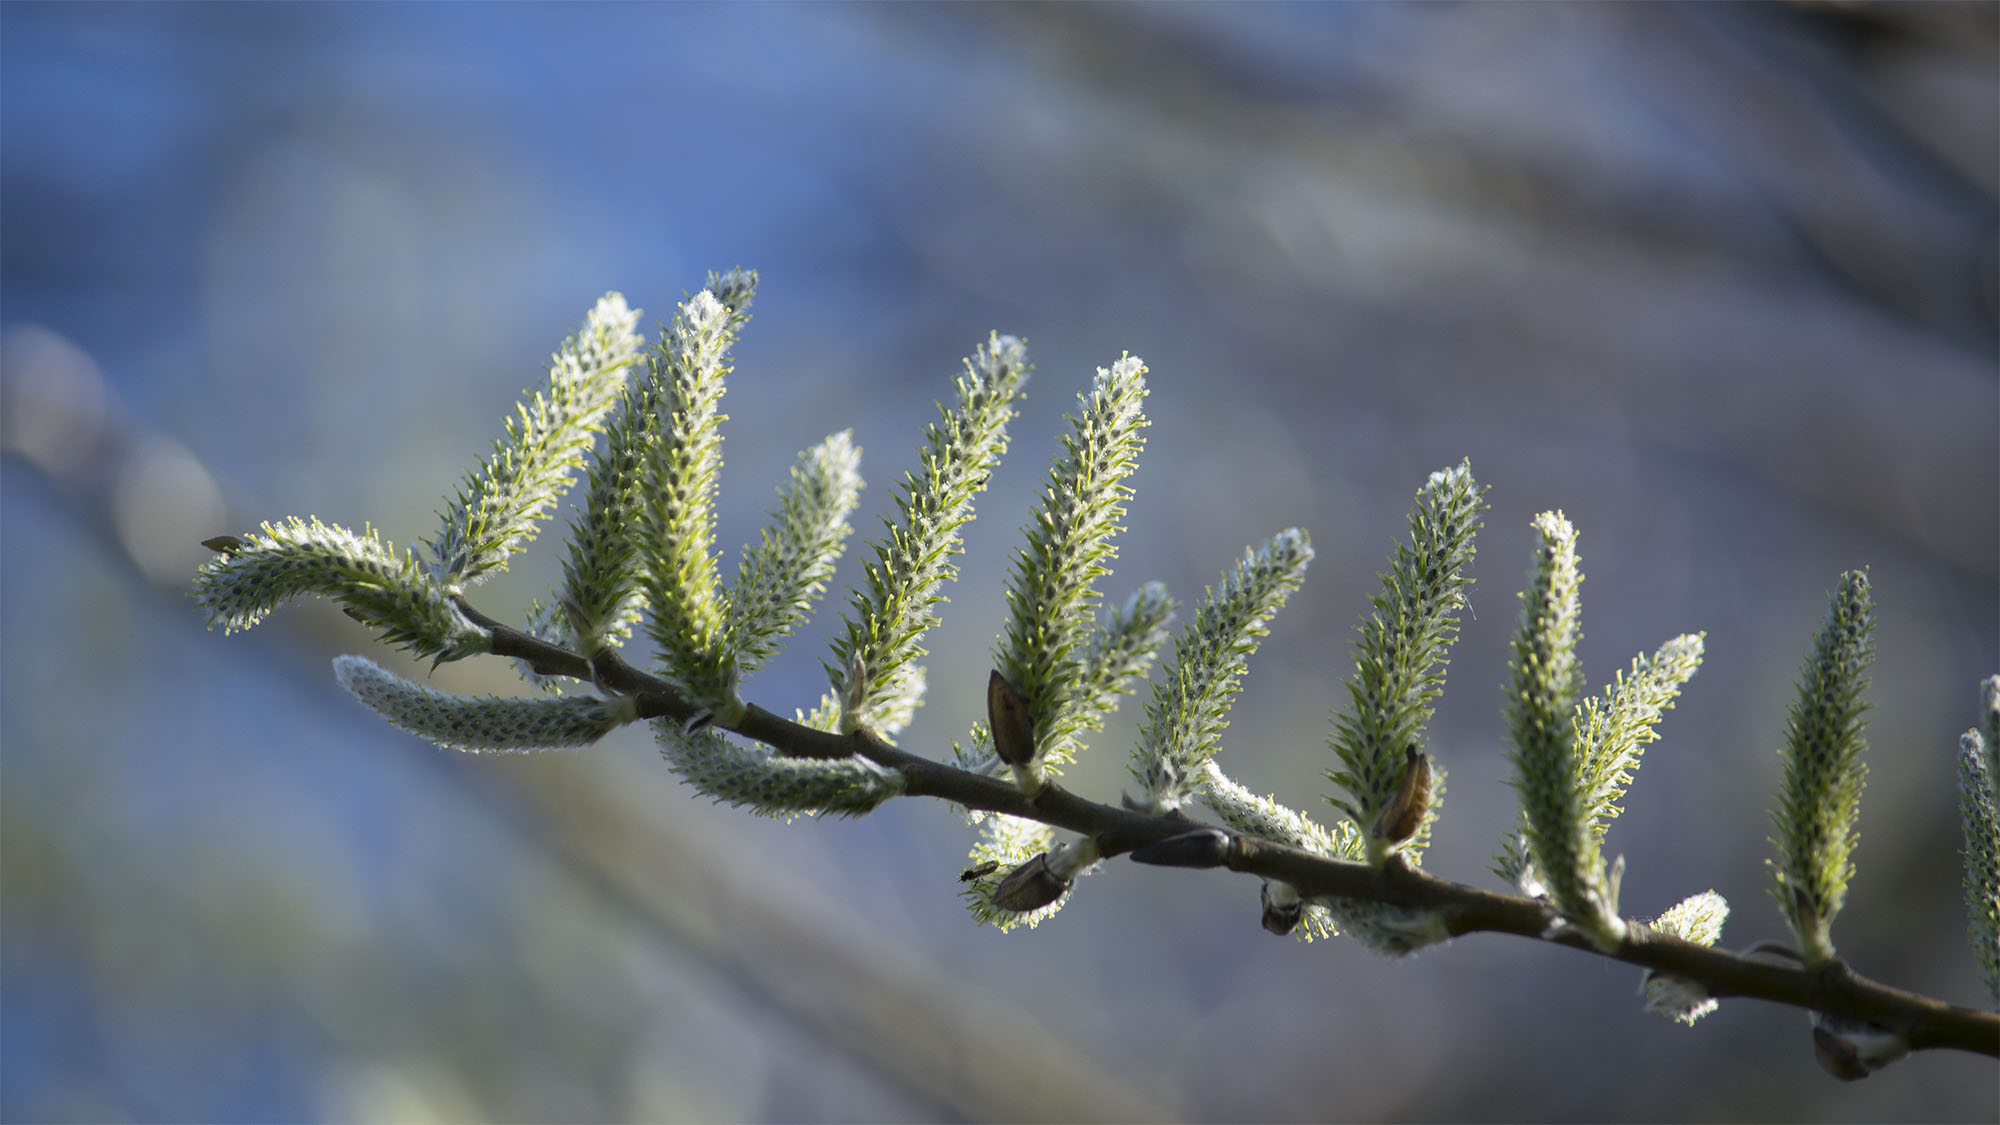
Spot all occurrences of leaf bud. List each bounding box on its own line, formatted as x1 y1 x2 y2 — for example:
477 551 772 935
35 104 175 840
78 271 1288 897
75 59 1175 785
1129 828 1232 868
990 852 1068 912
1260 881 1304 936
987 668 1036 768
1372 745 1432 847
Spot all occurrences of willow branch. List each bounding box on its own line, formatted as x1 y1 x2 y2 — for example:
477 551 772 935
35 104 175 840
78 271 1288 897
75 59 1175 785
460 598 1999 1060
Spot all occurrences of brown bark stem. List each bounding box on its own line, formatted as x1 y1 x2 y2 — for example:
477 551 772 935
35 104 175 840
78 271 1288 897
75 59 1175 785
456 598 2000 1061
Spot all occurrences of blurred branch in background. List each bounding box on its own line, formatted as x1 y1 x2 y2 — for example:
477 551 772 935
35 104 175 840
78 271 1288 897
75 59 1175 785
968 1 1997 338
908 2 1997 581
1613 3 1994 343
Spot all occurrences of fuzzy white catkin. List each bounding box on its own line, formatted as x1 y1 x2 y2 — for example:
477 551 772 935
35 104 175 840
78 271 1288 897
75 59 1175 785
655 721 904 818
1133 529 1312 811
429 292 644 585
961 814 1067 931
1640 890 1729 1026
1956 732 2000 1005
196 518 487 661
1199 762 1352 941
832 332 1027 734
334 655 632 751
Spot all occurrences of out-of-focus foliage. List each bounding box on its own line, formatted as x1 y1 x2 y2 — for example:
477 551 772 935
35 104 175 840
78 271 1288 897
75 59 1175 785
4 3 1994 1121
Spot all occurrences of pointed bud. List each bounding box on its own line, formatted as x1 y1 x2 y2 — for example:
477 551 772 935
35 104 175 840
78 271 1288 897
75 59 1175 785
990 852 1068 912
987 668 1036 768
1129 828 1232 868
1260 882 1304 936
1373 745 1433 846
200 535 248 555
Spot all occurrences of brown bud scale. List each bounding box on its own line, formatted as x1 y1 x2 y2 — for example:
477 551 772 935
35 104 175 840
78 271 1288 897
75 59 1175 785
987 669 1036 768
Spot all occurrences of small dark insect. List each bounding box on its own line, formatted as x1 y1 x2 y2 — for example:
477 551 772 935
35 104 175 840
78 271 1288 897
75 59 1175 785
200 535 248 554
960 860 1000 882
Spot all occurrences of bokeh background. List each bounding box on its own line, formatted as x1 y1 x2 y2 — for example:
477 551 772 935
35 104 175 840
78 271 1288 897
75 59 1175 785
3 3 1996 1121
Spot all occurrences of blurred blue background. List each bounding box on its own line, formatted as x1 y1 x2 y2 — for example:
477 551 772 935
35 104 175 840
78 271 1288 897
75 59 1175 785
3 3 1995 1121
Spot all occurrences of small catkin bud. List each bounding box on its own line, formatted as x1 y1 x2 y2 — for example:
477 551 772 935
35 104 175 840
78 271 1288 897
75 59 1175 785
1638 891 1729 1025
1811 1015 1907 1081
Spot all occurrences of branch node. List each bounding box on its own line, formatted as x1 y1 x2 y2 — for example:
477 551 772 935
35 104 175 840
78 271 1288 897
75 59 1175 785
1129 829 1232 869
